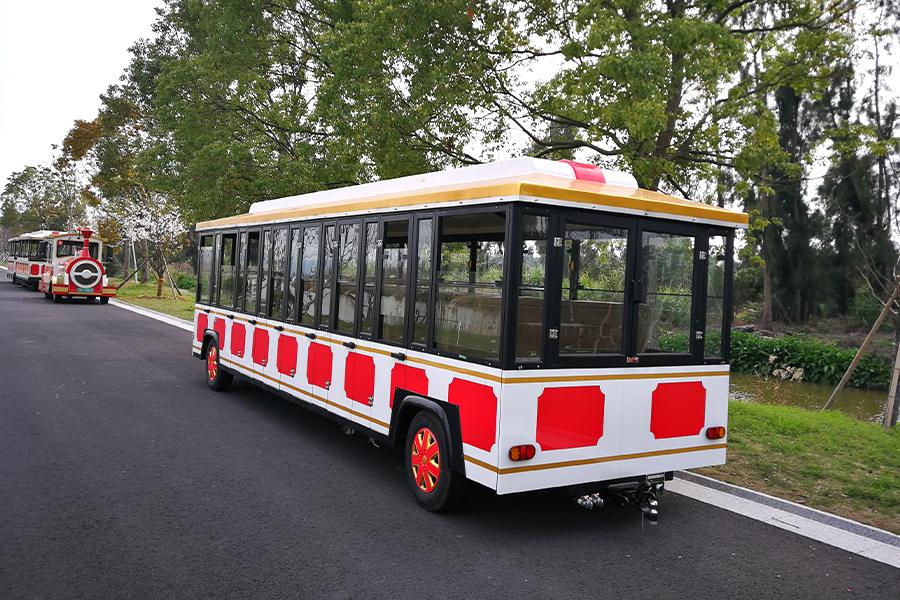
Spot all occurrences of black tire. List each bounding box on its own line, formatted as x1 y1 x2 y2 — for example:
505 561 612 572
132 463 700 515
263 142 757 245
405 411 466 512
52 293 62 303
43 291 51 299
99 296 109 305
205 339 233 391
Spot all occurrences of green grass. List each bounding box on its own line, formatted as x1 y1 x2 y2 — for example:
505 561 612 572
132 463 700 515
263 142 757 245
696 401 900 534
113 280 195 321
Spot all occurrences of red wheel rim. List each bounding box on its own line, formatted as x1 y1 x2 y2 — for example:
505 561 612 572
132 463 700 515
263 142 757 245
207 347 218 381
411 427 441 493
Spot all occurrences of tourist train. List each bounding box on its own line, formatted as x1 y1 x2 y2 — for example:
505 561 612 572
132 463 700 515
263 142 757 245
5 227 116 303
192 158 747 520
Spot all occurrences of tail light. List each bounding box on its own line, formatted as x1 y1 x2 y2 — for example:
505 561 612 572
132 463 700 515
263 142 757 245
509 445 536 461
706 426 726 440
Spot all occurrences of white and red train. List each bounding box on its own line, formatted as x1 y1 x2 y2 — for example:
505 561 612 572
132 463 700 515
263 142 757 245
192 158 747 520
5 227 116 303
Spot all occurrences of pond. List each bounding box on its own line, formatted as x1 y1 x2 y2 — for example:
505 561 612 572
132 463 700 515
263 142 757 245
729 371 889 424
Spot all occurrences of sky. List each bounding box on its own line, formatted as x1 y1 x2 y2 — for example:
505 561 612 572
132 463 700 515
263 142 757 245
0 0 162 189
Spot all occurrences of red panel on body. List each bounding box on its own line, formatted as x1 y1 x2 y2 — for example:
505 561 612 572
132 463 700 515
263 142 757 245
389 364 429 408
196 313 208 343
650 381 707 439
536 386 605 451
214 318 227 351
231 323 246 358
307 342 333 390
449 378 497 453
31 264 39 275
252 327 269 366
345 353 375 405
277 334 298 377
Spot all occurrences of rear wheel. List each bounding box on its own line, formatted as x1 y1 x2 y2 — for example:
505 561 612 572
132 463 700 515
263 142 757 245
205 339 233 391
99 296 109 305
405 411 465 512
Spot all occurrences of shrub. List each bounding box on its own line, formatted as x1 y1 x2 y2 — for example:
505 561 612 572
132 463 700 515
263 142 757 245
729 331 891 389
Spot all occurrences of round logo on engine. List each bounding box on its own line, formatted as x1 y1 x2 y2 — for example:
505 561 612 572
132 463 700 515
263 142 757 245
70 259 102 289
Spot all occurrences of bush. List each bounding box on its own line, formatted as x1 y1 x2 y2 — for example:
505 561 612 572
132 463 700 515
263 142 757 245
174 272 196 289
730 331 891 389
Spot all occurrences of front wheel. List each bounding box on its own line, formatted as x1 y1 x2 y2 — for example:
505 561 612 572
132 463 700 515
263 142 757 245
405 411 465 512
205 339 233 391
99 296 109 305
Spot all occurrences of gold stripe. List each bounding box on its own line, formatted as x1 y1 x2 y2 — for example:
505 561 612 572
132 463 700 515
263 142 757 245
466 442 728 475
503 370 730 385
197 176 748 230
220 355 389 429
406 355 502 383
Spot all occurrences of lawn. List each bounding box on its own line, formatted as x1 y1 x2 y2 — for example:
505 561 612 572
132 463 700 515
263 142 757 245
695 401 900 534
113 280 195 321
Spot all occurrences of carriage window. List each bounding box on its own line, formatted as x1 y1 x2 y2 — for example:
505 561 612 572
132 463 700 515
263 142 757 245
56 241 99 259
287 228 301 321
198 235 214 304
360 222 378 336
269 228 288 319
300 225 320 325
210 234 221 304
516 215 548 361
320 225 335 329
336 222 360 333
413 218 433 345
219 234 237 309
378 219 409 344
705 235 728 358
235 231 247 311
259 230 272 316
433 212 506 360
244 231 260 314
638 231 695 353
560 223 628 356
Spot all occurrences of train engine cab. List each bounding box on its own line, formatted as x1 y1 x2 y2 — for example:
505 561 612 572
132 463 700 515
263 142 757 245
38 227 116 304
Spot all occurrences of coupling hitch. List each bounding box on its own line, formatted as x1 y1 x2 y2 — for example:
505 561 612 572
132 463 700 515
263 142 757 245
605 480 661 524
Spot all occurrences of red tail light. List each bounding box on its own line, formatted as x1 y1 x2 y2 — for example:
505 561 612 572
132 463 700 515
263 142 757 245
509 445 536 461
706 426 726 440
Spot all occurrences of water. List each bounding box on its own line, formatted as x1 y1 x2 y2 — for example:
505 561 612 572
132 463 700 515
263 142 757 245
729 371 889 424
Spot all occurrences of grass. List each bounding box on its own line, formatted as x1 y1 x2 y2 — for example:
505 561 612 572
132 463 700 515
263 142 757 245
695 401 900 534
113 280 195 321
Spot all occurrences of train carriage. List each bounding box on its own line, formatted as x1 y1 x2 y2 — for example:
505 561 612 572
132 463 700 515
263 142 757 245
192 157 748 520
6 230 52 289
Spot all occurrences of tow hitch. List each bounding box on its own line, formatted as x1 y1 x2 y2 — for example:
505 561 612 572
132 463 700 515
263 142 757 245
607 480 661 524
576 478 665 524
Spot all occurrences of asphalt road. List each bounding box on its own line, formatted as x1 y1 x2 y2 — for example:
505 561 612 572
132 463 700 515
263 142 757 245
1 276 897 599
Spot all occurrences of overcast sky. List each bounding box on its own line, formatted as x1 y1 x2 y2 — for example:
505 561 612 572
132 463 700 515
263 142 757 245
0 0 162 188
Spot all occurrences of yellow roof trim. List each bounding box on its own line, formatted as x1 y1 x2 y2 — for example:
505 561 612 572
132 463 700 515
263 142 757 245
197 174 748 230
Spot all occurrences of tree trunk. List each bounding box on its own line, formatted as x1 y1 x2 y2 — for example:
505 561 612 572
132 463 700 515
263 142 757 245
762 262 773 326
156 276 164 298
140 240 148 284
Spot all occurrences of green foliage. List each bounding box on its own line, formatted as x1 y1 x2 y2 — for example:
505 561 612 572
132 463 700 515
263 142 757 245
730 331 891 388
849 286 884 328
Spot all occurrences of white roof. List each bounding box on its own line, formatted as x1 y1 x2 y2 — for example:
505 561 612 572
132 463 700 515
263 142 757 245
248 157 638 215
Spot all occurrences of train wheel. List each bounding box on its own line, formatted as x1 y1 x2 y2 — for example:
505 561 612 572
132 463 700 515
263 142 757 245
52 293 62 303
44 291 51 299
405 412 465 512
205 340 233 391
100 296 109 305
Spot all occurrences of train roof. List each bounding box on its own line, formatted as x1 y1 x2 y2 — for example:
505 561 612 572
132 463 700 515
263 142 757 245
196 158 749 231
9 230 107 242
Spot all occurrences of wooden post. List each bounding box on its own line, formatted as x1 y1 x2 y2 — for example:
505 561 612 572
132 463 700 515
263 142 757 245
883 348 900 431
822 278 900 411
